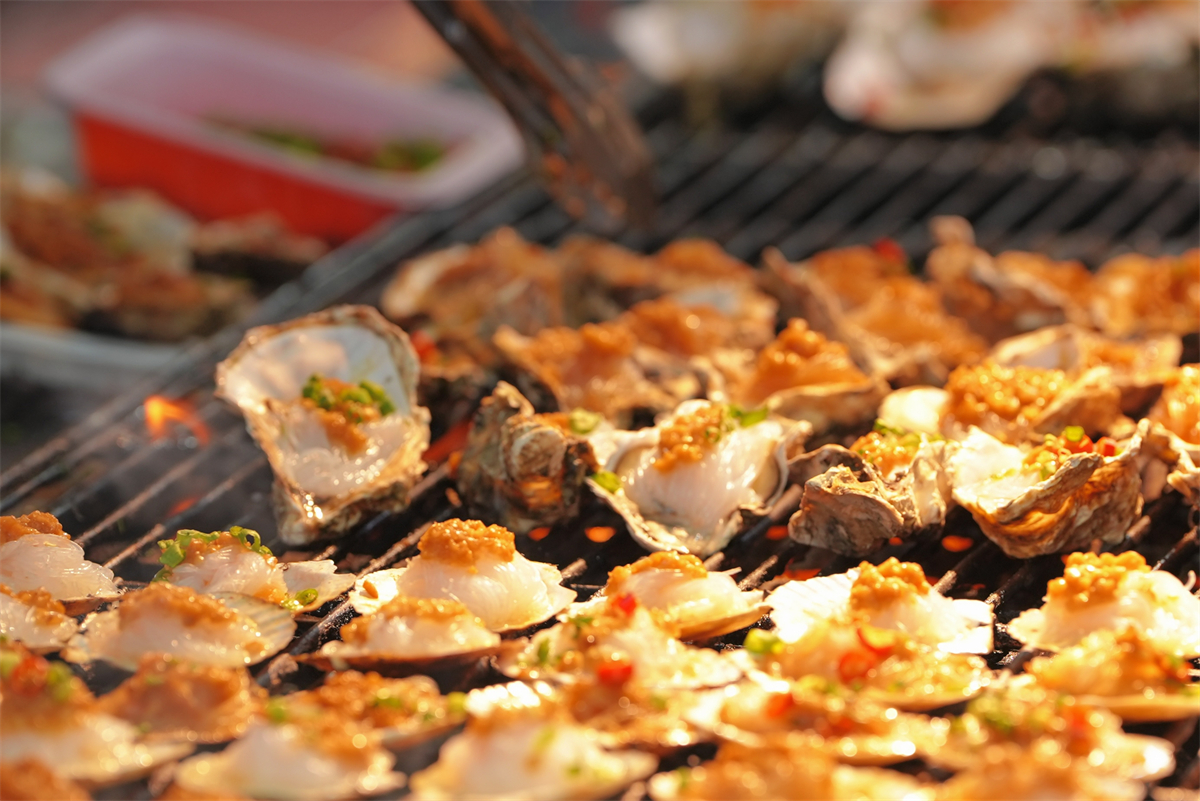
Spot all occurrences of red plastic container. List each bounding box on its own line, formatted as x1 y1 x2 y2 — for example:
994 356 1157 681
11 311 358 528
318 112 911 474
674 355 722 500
46 16 524 242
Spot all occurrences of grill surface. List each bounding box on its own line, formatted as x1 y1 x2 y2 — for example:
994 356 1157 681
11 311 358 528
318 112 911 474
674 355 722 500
2 92 1198 798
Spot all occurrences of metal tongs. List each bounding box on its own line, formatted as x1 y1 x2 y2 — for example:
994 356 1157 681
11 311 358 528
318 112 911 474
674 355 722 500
413 0 657 229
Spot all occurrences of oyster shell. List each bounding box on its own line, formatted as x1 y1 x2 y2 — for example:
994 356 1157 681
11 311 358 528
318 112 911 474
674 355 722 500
988 324 1181 415
215 305 430 545
303 596 500 675
786 426 956 555
455 382 601 535
767 559 993 655
877 386 949 436
571 551 769 642
1145 365 1200 503
948 425 1143 558
0 759 90 801
1021 628 1200 723
64 584 295 670
0 585 79 653
0 512 121 615
590 400 808 556
761 246 987 386
349 520 575 633
1006 550 1200 656
97 654 266 743
1090 249 1200 339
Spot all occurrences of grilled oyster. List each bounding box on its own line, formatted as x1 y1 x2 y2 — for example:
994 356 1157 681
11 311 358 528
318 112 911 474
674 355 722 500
571 551 768 642
1007 551 1200 655
65 584 294 670
948 425 1143 557
1090 249 1200 339
304 596 500 674
1022 627 1200 723
350 520 575 633
98 654 266 743
762 246 986 386
0 643 193 787
590 400 807 556
786 423 956 555
0 512 120 615
456 382 602 535
0 759 90 801
1144 365 1200 502
0 585 78 653
215 305 431 545
767 559 992 655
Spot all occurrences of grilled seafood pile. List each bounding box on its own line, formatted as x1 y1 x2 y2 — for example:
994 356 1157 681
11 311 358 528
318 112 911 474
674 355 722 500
3 226 1196 800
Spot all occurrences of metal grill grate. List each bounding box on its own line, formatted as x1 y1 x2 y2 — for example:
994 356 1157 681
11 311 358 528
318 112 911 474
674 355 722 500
2 96 1198 798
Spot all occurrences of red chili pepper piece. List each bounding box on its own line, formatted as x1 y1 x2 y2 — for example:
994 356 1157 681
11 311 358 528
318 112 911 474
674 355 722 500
614 593 637 615
409 330 438 363
1064 434 1094 454
856 625 899 657
765 692 795 718
1094 437 1118 457
597 655 634 685
872 237 907 266
838 649 877 683
8 655 48 696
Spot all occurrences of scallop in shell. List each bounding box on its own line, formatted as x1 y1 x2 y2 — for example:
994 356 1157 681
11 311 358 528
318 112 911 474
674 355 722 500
935 741 1149 801
455 382 602 536
303 596 500 675
0 512 121 615
590 400 808 556
215 305 431 545
349 520 575 633
0 585 78 653
571 551 769 642
1090 249 1200 339
786 425 956 556
64 584 295 670
947 425 1144 558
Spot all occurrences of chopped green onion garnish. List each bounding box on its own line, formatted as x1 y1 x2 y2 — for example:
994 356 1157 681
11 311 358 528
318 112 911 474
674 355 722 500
729 404 769 428
0 650 19 680
446 691 467 715
265 698 289 724
743 628 784 657
536 637 553 666
568 408 602 436
1062 425 1085 443
590 471 622 494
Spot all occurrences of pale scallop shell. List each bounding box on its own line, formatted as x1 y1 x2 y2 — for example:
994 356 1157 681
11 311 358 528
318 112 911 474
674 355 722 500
0 593 78 653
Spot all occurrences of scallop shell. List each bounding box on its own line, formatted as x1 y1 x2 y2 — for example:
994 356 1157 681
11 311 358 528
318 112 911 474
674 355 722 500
5 722 194 789
647 758 931 801
569 589 769 644
934 742 1151 801
215 305 431 545
786 438 956 556
280 560 358 612
590 401 809 556
948 425 1144 558
0 532 123 616
455 382 601 535
0 592 79 653
64 592 295 670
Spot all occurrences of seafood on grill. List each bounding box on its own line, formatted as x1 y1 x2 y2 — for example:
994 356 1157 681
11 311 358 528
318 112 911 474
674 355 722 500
688 676 941 767
1142 365 1200 502
0 584 79 653
0 643 194 786
708 319 888 436
215 305 431 545
499 593 741 691
646 733 930 801
97 654 266 743
947 424 1144 558
0 512 121 615
349 520 575 633
569 551 769 642
455 382 604 535
303 596 500 674
767 558 993 655
64 583 295 670
1090 249 1200 339
929 685 1177 782
590 400 807 556
152 526 355 613
285 672 467 751
761 245 987 386
1021 627 1200 723
1006 551 1200 655
0 759 90 801
935 740 1149 801
410 683 657 801
739 617 991 711
785 423 957 555
170 698 403 801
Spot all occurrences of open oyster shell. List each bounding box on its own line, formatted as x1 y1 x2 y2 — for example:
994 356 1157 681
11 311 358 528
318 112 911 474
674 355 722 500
589 400 808 556
1090 249 1200 339
215 305 430 545
948 425 1144 558
0 512 122 615
761 247 987 386
786 431 956 555
1144 365 1200 503
456 382 601 535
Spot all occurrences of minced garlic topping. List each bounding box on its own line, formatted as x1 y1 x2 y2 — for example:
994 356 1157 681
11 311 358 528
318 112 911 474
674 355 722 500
740 320 867 405
620 298 727 357
297 671 456 730
1149 365 1200 444
0 584 66 617
851 430 922 477
945 362 1067 428
340 596 477 645
849 558 931 611
118 583 241 629
677 740 836 800
0 646 96 731
0 511 69 545
653 403 730 473
607 552 708 592
0 759 90 801
1046 552 1149 608
99 654 260 734
1027 626 1192 696
419 519 516 567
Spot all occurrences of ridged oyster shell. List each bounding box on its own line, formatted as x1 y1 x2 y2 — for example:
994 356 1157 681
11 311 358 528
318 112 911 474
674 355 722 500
215 305 430 545
456 382 601 535
590 400 809 556
948 425 1144 557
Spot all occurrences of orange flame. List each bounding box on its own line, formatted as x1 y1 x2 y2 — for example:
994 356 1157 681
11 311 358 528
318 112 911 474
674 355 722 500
528 526 551 542
585 526 616 543
767 525 789 541
144 396 210 446
942 535 974 553
166 496 200 517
